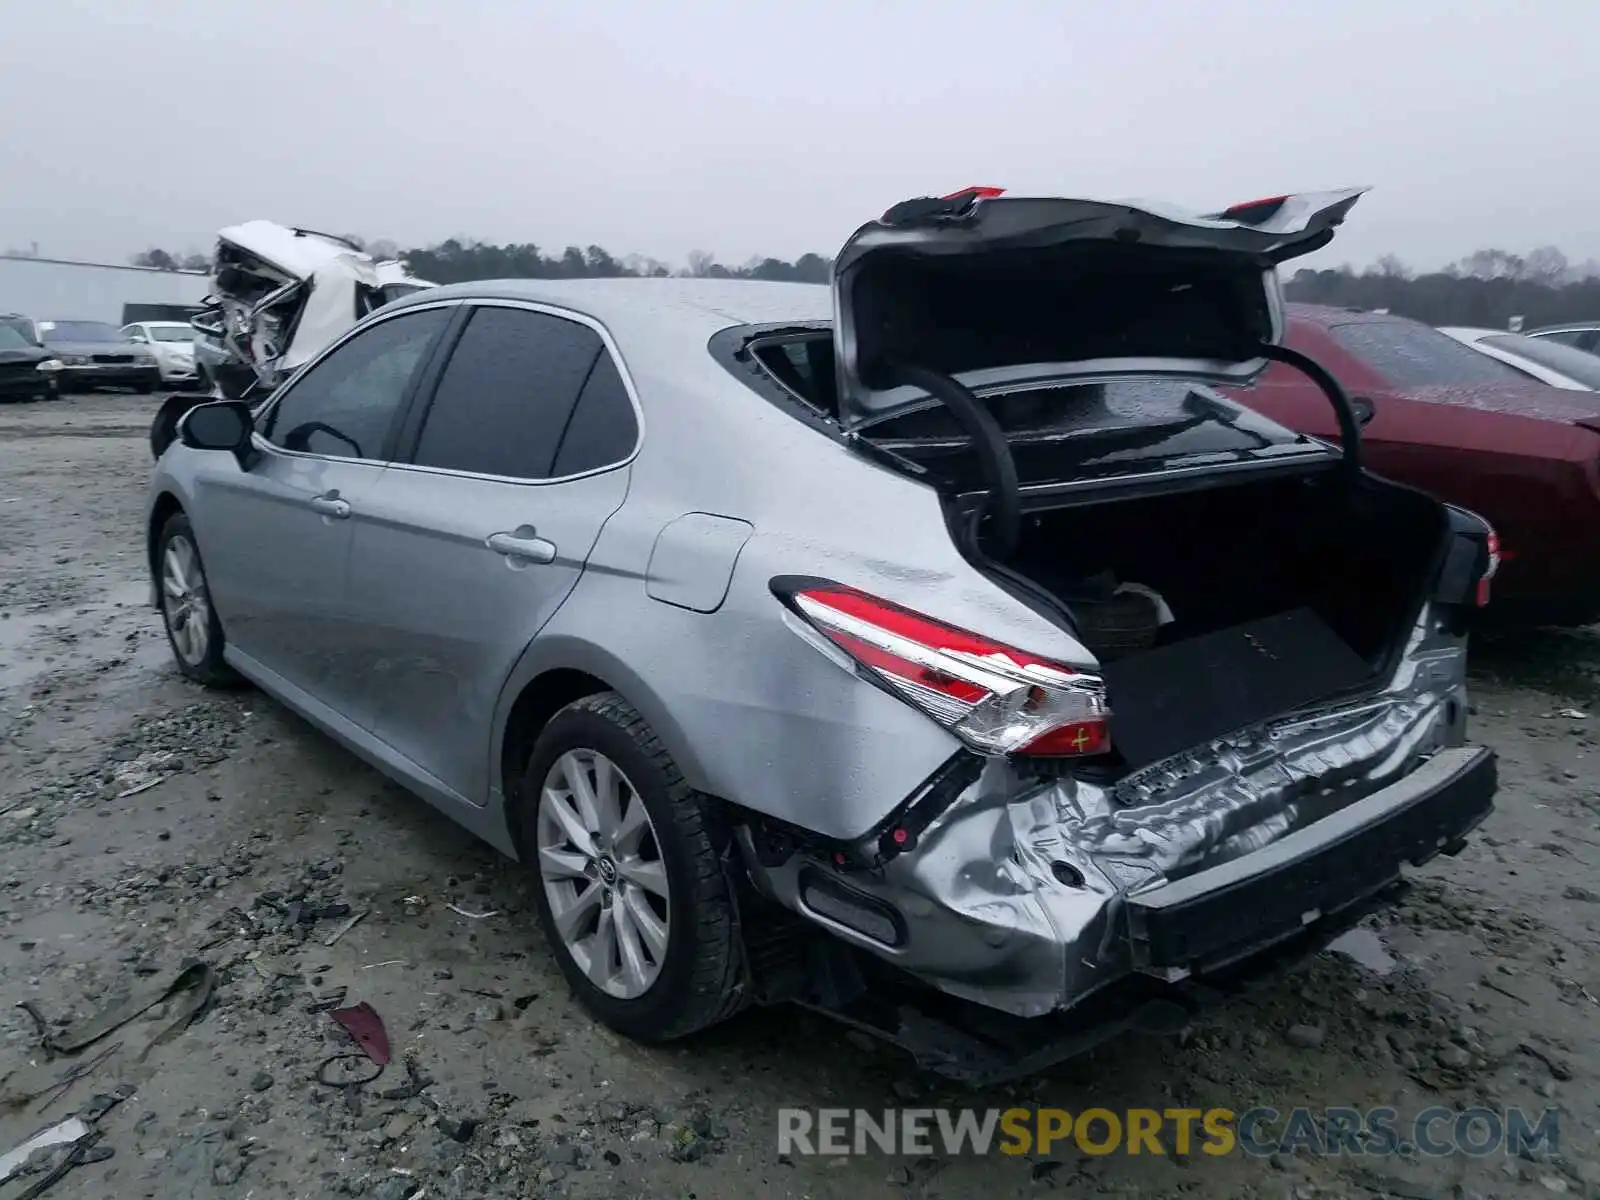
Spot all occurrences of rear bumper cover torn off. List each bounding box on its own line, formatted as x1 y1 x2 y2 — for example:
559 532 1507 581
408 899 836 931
1126 744 1495 978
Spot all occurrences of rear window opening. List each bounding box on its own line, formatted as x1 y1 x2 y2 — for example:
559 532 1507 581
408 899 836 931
747 331 1318 490
845 242 1276 390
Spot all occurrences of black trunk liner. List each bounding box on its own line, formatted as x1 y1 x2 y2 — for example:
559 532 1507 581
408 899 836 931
1100 607 1373 769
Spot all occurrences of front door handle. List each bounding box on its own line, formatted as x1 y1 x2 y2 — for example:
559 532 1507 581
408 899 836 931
487 526 557 565
1350 395 1376 426
309 491 351 519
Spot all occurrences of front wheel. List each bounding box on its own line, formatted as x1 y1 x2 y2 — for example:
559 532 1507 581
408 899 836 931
519 692 745 1042
156 513 239 687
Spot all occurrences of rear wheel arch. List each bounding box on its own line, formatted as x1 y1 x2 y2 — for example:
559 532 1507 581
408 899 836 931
500 667 614 857
494 648 719 859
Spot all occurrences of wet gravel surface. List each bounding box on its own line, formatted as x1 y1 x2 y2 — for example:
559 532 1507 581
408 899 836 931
1 393 1599 1199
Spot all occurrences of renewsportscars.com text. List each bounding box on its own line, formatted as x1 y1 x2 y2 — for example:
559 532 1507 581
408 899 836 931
777 1106 1559 1159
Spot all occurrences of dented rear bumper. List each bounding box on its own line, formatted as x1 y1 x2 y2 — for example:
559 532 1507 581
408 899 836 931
748 607 1495 1026
1126 744 1494 978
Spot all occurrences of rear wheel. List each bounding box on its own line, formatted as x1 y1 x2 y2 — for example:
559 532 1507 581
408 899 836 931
520 692 745 1042
156 513 239 687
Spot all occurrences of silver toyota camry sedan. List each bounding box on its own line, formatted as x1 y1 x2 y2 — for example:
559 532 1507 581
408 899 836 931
145 187 1499 1083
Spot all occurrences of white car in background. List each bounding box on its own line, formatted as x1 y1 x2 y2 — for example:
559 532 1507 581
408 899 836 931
1437 326 1600 392
1523 322 1600 354
121 321 200 388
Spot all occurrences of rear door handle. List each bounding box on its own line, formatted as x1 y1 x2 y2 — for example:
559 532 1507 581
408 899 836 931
487 526 557 565
309 491 351 519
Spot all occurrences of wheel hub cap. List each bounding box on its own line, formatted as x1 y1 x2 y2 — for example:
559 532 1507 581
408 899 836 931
161 535 211 666
535 748 672 1001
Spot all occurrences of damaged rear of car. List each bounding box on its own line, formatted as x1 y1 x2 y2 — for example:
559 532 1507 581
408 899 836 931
718 188 1498 1080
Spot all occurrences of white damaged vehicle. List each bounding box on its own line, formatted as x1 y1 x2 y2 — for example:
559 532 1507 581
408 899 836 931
189 222 433 403
160 223 433 457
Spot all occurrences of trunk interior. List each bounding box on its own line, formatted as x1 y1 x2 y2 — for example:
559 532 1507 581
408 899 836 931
995 470 1447 769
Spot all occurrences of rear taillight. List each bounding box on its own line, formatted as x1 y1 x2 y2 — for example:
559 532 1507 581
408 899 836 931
782 583 1111 758
1476 527 1502 608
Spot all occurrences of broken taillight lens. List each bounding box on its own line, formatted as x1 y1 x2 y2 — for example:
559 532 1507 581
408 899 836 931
783 584 1111 757
1476 527 1502 608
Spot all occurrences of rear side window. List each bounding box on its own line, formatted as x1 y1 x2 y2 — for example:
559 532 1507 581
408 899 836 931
551 352 639 475
1328 320 1527 388
411 306 603 479
1532 328 1600 353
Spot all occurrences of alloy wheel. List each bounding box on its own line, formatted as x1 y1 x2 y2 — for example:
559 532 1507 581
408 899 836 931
161 535 212 666
536 749 671 1000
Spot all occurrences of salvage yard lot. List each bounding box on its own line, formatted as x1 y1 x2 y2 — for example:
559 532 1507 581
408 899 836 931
1 394 1598 1200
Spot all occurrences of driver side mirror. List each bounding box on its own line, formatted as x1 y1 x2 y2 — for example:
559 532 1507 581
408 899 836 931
179 400 256 467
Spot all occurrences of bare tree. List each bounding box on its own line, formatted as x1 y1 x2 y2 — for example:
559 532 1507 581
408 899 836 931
1373 253 1412 280
131 248 179 270
1521 246 1568 284
1456 249 1525 281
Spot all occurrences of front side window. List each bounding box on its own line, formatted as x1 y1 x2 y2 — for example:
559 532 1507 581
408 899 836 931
409 306 608 480
260 306 450 460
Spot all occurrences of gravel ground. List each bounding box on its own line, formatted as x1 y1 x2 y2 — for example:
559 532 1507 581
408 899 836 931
2 393 1599 1200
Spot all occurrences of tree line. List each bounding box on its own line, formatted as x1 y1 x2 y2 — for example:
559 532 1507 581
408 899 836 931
124 236 1600 328
129 238 832 285
1285 246 1600 330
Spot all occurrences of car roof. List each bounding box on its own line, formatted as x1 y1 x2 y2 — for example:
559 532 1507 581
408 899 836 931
1436 326 1503 341
1286 303 1422 328
391 276 828 327
385 277 831 380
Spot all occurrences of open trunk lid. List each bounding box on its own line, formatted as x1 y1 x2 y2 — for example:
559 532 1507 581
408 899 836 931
831 187 1367 430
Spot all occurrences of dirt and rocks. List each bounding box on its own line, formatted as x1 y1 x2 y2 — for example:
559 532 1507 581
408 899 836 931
2 393 1599 1200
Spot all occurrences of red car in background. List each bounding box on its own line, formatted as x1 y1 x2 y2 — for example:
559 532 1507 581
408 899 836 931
1231 304 1600 626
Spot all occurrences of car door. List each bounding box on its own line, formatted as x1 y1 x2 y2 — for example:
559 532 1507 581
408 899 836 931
187 303 455 707
342 302 639 803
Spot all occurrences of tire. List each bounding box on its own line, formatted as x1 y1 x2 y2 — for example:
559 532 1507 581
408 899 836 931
518 692 745 1042
155 512 239 687
140 370 162 395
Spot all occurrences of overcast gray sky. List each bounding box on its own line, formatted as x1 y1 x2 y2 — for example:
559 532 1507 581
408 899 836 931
3 0 1595 272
